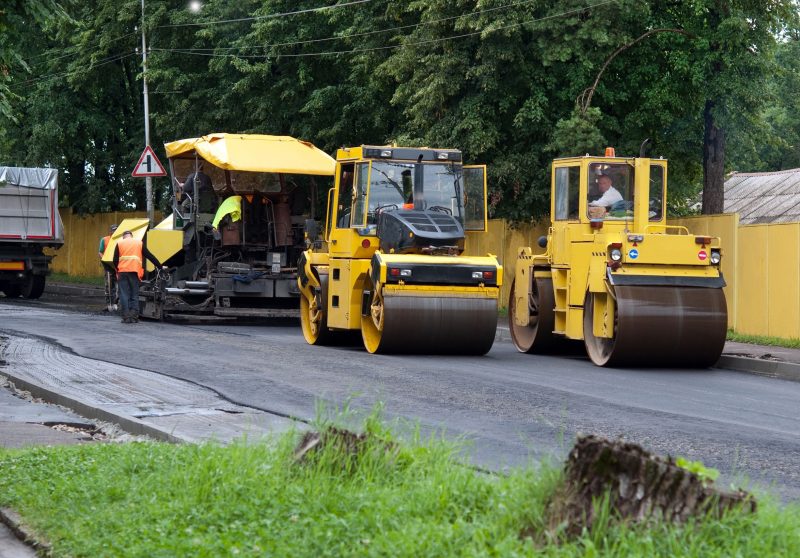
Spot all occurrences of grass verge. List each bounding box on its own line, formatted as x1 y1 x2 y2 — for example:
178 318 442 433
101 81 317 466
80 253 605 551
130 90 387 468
727 329 800 350
49 271 105 287
0 420 798 557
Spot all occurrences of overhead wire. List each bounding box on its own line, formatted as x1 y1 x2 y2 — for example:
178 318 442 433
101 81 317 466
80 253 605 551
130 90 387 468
160 0 374 28
26 30 139 66
159 0 544 53
152 0 618 60
12 52 137 89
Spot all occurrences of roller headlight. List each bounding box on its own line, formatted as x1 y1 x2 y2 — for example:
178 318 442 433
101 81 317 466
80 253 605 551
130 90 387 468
710 250 721 265
610 248 622 262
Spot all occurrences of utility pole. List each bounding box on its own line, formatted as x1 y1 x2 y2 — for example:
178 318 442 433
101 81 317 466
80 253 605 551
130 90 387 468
140 0 154 225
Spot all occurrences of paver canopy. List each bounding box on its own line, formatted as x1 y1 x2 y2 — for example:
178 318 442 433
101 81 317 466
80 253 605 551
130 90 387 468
164 133 336 176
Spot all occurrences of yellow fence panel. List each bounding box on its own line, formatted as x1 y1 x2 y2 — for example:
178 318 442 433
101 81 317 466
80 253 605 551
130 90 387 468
465 219 548 308
46 210 155 278
48 209 800 340
669 214 738 328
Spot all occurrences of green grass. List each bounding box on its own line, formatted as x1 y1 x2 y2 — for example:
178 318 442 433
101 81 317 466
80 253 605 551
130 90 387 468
727 329 800 349
49 271 105 286
0 418 798 557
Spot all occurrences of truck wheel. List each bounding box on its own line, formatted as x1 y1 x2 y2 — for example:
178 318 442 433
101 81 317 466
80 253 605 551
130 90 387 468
2 283 22 298
22 275 46 299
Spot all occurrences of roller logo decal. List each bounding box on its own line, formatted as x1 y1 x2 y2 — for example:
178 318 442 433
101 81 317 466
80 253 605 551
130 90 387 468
628 248 639 260
698 250 707 261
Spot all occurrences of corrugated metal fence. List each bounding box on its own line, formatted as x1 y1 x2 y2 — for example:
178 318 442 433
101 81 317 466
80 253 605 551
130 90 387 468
52 210 798 339
46 210 155 278
463 214 799 339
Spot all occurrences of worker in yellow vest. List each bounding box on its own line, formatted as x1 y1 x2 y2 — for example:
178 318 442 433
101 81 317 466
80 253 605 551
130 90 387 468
113 230 161 323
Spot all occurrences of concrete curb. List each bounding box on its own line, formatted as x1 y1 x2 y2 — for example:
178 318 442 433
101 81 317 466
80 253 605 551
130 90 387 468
45 282 104 298
495 325 800 382
3 373 183 444
715 355 800 382
0 508 49 555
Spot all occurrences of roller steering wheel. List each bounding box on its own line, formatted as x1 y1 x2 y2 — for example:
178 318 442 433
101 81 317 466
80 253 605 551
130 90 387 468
428 205 452 215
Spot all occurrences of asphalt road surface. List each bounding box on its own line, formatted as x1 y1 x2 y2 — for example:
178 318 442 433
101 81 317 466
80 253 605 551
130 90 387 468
2 294 800 501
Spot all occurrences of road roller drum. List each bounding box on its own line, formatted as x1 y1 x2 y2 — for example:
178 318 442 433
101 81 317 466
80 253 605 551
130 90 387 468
583 286 727 367
362 290 497 354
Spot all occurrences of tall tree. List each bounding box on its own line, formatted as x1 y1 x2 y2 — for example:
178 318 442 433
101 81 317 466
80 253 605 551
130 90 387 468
0 0 65 119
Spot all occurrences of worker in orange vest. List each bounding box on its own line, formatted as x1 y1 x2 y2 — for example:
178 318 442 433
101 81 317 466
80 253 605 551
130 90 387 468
113 230 161 323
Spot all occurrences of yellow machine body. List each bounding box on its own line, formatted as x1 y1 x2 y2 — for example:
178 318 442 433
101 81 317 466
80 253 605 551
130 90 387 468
509 153 727 367
299 145 502 354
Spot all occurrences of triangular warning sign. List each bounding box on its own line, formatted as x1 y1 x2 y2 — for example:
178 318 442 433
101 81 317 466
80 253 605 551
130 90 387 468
132 145 167 177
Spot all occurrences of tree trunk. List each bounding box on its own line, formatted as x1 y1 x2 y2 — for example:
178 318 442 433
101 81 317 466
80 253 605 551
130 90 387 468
544 435 755 538
702 100 726 214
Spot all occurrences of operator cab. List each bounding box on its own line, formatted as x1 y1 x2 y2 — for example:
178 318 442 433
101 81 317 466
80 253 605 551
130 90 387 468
329 146 487 255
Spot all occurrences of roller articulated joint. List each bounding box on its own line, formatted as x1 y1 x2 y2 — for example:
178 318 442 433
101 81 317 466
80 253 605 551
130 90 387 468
297 250 320 300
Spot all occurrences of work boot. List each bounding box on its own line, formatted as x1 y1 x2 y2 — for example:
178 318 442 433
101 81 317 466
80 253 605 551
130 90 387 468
131 312 139 323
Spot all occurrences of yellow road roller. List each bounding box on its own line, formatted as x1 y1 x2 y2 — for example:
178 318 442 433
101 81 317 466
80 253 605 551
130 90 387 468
509 148 727 367
298 145 502 354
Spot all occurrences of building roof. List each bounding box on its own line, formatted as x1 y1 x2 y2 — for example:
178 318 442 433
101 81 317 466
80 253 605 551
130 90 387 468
724 168 800 224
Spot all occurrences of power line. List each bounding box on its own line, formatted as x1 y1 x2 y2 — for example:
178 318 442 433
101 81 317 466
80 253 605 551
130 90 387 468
26 31 138 66
160 0 543 54
152 0 618 60
12 52 136 90
161 0 374 28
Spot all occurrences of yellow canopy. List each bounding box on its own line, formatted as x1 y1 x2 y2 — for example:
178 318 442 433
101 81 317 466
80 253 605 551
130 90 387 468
164 133 335 176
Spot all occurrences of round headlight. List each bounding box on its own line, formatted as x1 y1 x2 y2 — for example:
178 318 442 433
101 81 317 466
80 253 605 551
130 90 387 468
610 248 622 262
710 250 721 265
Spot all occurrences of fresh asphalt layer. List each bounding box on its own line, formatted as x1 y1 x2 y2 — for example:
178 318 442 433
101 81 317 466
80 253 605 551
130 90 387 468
2 295 800 503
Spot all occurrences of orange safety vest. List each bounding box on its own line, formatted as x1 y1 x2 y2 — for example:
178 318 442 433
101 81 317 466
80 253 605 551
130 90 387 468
117 237 144 279
100 235 111 255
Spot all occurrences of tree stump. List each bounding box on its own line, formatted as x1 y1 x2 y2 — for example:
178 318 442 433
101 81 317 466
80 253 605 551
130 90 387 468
548 435 755 536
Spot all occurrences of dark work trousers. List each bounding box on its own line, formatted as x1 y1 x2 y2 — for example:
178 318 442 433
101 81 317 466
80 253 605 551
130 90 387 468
118 272 140 318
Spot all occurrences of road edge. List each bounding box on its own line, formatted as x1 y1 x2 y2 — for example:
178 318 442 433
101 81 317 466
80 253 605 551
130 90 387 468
494 325 800 382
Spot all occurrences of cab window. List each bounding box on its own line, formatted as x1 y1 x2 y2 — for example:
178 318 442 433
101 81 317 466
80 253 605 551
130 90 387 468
649 164 665 221
554 166 580 220
463 166 486 231
351 162 370 227
587 163 633 220
336 163 354 228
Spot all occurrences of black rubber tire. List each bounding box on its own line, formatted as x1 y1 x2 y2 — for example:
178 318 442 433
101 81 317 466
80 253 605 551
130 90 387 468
22 275 46 299
508 277 560 354
2 282 22 298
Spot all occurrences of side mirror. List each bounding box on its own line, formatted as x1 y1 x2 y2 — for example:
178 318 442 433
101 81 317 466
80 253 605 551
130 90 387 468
537 235 548 248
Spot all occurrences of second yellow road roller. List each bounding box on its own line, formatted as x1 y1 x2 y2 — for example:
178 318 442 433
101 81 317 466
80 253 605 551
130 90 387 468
509 147 727 367
298 145 502 354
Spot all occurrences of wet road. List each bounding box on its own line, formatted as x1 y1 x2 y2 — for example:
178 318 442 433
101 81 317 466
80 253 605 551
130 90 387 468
2 295 800 501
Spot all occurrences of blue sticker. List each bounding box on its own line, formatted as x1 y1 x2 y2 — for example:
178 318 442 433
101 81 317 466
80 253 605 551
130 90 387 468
628 248 639 259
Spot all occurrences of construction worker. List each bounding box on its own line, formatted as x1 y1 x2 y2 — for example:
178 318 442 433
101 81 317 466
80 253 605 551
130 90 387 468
113 230 161 323
98 224 118 259
99 224 118 312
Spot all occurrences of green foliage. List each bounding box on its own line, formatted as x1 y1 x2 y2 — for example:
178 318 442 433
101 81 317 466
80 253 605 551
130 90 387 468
548 107 606 158
675 456 720 486
0 0 798 219
0 423 799 557
727 329 800 349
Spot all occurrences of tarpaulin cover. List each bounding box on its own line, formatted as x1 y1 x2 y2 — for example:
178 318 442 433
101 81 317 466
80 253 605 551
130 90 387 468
0 166 63 243
0 166 58 190
164 133 335 176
